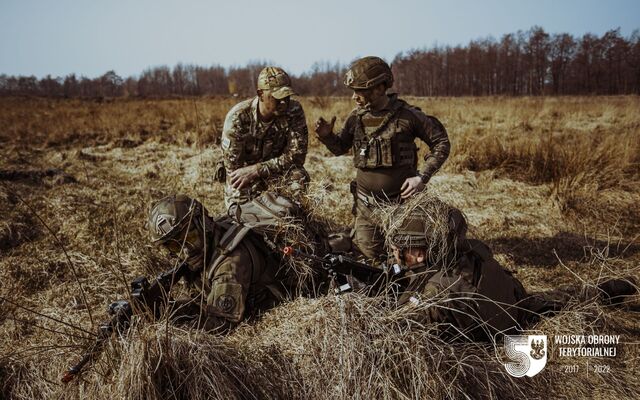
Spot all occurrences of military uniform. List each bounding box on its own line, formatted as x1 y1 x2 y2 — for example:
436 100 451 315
221 67 309 208
200 219 286 327
318 94 450 260
148 194 289 331
386 201 637 341
401 239 528 340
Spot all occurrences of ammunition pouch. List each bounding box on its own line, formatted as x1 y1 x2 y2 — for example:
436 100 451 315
353 136 417 169
396 141 417 167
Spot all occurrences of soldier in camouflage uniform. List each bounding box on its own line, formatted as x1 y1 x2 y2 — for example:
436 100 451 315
386 204 528 340
386 202 637 341
315 56 450 261
147 194 290 331
221 66 309 208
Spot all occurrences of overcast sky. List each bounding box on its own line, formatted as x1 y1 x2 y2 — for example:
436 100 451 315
1 0 638 78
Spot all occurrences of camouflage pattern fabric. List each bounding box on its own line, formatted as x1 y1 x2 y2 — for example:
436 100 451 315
257 66 297 99
221 97 309 206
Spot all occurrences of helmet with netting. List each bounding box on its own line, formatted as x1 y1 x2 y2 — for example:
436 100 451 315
147 194 217 272
385 198 467 267
343 56 394 90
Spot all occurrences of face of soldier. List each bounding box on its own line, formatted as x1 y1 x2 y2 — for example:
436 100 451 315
258 90 290 119
352 84 386 109
392 245 427 268
163 226 206 271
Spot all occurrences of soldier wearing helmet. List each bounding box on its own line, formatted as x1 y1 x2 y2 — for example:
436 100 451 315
147 194 289 331
385 200 532 340
315 56 450 262
220 66 310 208
385 198 637 340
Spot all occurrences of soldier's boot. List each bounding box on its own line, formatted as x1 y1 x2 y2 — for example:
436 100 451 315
595 277 637 305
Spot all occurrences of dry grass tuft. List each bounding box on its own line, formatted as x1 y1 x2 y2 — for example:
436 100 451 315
4 283 638 399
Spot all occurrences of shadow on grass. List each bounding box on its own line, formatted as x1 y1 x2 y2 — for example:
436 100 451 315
487 231 640 267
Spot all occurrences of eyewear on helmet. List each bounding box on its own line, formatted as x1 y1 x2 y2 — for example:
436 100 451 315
353 87 374 95
162 226 202 255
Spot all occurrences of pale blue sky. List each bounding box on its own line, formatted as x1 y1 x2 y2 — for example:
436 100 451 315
1 0 638 78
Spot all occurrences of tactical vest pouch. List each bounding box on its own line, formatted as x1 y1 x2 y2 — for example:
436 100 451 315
261 139 273 159
378 138 394 167
353 139 368 168
396 142 417 167
352 138 394 169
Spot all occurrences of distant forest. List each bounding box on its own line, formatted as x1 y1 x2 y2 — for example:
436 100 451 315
2 27 639 97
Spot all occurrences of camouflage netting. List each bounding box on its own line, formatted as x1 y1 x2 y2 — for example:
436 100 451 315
380 191 469 269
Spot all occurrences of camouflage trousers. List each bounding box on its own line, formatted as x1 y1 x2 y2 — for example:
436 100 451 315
224 166 310 209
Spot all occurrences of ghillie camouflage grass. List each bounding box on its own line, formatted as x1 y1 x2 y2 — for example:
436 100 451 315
0 96 639 399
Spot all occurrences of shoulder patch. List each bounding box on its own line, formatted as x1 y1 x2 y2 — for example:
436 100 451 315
221 136 231 150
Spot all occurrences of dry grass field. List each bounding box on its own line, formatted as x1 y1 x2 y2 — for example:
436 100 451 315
0 95 639 399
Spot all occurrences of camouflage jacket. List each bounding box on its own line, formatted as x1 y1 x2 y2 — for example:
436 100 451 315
221 97 308 178
318 94 450 180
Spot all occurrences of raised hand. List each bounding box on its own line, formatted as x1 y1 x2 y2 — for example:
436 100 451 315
314 116 336 138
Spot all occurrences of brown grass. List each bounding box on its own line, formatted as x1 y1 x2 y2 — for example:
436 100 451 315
1 95 639 399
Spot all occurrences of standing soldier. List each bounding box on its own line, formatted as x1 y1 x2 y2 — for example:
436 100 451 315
220 66 309 208
314 56 450 261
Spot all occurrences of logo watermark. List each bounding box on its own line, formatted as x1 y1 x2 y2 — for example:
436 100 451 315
503 335 548 377
501 333 623 377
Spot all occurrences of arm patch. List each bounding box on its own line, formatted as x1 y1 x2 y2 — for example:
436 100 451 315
221 136 231 150
207 281 244 322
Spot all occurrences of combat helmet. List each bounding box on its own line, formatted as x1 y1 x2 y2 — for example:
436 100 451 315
147 194 214 261
344 56 394 90
386 201 467 265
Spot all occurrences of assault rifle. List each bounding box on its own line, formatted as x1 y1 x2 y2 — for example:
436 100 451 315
282 246 403 294
61 261 190 383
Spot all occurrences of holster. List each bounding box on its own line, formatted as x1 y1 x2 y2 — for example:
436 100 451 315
349 180 358 215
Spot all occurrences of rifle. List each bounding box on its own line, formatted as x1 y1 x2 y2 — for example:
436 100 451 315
61 261 190 383
282 246 403 294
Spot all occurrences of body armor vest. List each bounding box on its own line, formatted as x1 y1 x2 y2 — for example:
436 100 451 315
352 100 418 170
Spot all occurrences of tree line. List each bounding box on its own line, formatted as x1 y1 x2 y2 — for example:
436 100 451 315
1 27 638 98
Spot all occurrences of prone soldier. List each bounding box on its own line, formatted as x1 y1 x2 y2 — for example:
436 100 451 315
314 56 450 261
147 194 293 331
385 200 638 341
